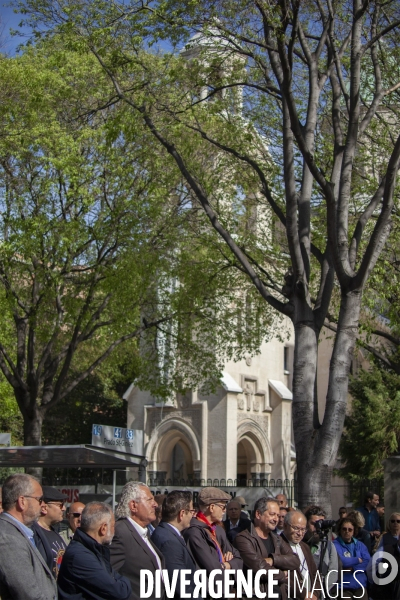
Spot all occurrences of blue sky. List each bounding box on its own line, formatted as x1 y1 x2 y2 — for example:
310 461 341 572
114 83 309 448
1 2 33 55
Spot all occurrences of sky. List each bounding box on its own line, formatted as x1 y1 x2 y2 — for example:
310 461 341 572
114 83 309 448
1 2 34 55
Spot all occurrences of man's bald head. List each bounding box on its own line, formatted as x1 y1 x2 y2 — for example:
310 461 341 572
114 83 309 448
68 501 85 532
276 493 288 507
283 510 307 544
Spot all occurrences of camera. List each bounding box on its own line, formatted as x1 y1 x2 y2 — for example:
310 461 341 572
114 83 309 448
315 519 336 531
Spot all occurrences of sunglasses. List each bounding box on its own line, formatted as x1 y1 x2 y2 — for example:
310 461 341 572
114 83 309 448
390 519 400 524
341 527 354 532
71 513 82 518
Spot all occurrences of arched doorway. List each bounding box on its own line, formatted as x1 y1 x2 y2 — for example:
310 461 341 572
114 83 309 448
170 439 193 481
146 419 201 483
237 420 273 483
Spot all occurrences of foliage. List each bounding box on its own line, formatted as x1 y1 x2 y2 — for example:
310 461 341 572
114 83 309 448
42 373 127 446
15 0 400 508
0 40 279 447
338 367 400 483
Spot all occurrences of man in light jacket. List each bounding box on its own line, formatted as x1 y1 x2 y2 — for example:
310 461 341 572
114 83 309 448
0 473 57 600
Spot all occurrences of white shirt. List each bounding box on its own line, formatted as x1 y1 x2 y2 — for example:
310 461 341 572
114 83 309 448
128 518 162 571
166 522 182 537
290 542 310 590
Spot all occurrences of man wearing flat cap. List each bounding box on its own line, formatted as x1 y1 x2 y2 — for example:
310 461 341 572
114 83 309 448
32 486 68 580
183 487 243 593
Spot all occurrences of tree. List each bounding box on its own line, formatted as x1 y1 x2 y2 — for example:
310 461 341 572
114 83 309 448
0 42 276 460
20 0 400 509
338 366 400 483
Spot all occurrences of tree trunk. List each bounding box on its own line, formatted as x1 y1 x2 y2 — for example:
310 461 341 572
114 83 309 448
292 292 361 514
23 407 44 481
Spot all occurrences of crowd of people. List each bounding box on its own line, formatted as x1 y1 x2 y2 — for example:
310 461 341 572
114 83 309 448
0 474 397 599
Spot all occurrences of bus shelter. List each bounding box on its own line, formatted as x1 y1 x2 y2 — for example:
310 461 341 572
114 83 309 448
0 444 147 510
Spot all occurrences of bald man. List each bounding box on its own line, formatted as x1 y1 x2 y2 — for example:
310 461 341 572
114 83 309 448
281 510 320 600
60 502 85 546
223 500 251 543
276 493 288 508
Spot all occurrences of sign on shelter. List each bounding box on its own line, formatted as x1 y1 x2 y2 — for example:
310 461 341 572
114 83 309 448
91 424 143 456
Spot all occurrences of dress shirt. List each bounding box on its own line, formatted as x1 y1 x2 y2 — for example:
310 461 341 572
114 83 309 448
5 512 36 547
166 522 182 537
290 542 310 589
128 517 162 571
230 520 239 530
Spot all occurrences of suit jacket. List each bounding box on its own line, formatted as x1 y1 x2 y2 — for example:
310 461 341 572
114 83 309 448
151 521 197 598
280 533 321 599
0 512 57 600
224 517 252 543
110 517 166 600
234 525 300 600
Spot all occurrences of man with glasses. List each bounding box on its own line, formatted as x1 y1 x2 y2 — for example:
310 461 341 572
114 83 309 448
183 487 242 593
152 491 198 598
0 473 57 599
59 501 85 546
32 486 68 580
281 511 320 600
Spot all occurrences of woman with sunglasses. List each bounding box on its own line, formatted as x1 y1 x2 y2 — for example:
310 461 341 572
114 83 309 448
333 516 370 599
375 512 400 550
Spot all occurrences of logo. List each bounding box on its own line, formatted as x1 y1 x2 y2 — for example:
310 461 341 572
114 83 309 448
92 425 102 436
114 427 122 439
371 551 399 586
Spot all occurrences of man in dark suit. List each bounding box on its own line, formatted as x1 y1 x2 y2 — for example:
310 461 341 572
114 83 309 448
110 482 165 600
152 491 197 598
224 499 251 543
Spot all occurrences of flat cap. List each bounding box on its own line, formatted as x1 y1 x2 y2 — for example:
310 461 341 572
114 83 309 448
198 487 231 505
42 486 68 502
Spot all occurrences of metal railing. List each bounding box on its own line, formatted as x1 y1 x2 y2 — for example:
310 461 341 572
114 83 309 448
147 477 295 488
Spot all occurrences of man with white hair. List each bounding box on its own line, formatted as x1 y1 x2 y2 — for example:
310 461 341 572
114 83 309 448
58 502 131 600
110 482 165 600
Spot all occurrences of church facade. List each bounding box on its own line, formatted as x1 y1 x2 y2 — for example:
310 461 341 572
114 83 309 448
124 318 296 486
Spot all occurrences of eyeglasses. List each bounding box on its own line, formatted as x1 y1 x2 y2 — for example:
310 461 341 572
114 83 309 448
23 495 44 503
70 513 82 518
390 520 400 524
46 502 65 509
341 527 354 532
213 503 227 511
289 524 307 533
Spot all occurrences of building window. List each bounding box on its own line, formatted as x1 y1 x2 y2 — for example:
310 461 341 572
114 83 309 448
284 347 289 374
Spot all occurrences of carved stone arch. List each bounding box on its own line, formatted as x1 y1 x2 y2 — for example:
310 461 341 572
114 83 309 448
146 418 201 479
237 419 273 480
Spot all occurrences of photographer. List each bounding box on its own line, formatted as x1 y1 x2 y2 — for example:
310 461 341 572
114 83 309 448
303 506 339 595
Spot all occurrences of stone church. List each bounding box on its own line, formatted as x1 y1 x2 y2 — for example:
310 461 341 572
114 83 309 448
124 321 296 485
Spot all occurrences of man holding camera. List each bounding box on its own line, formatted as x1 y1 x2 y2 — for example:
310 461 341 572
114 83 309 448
303 506 339 594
